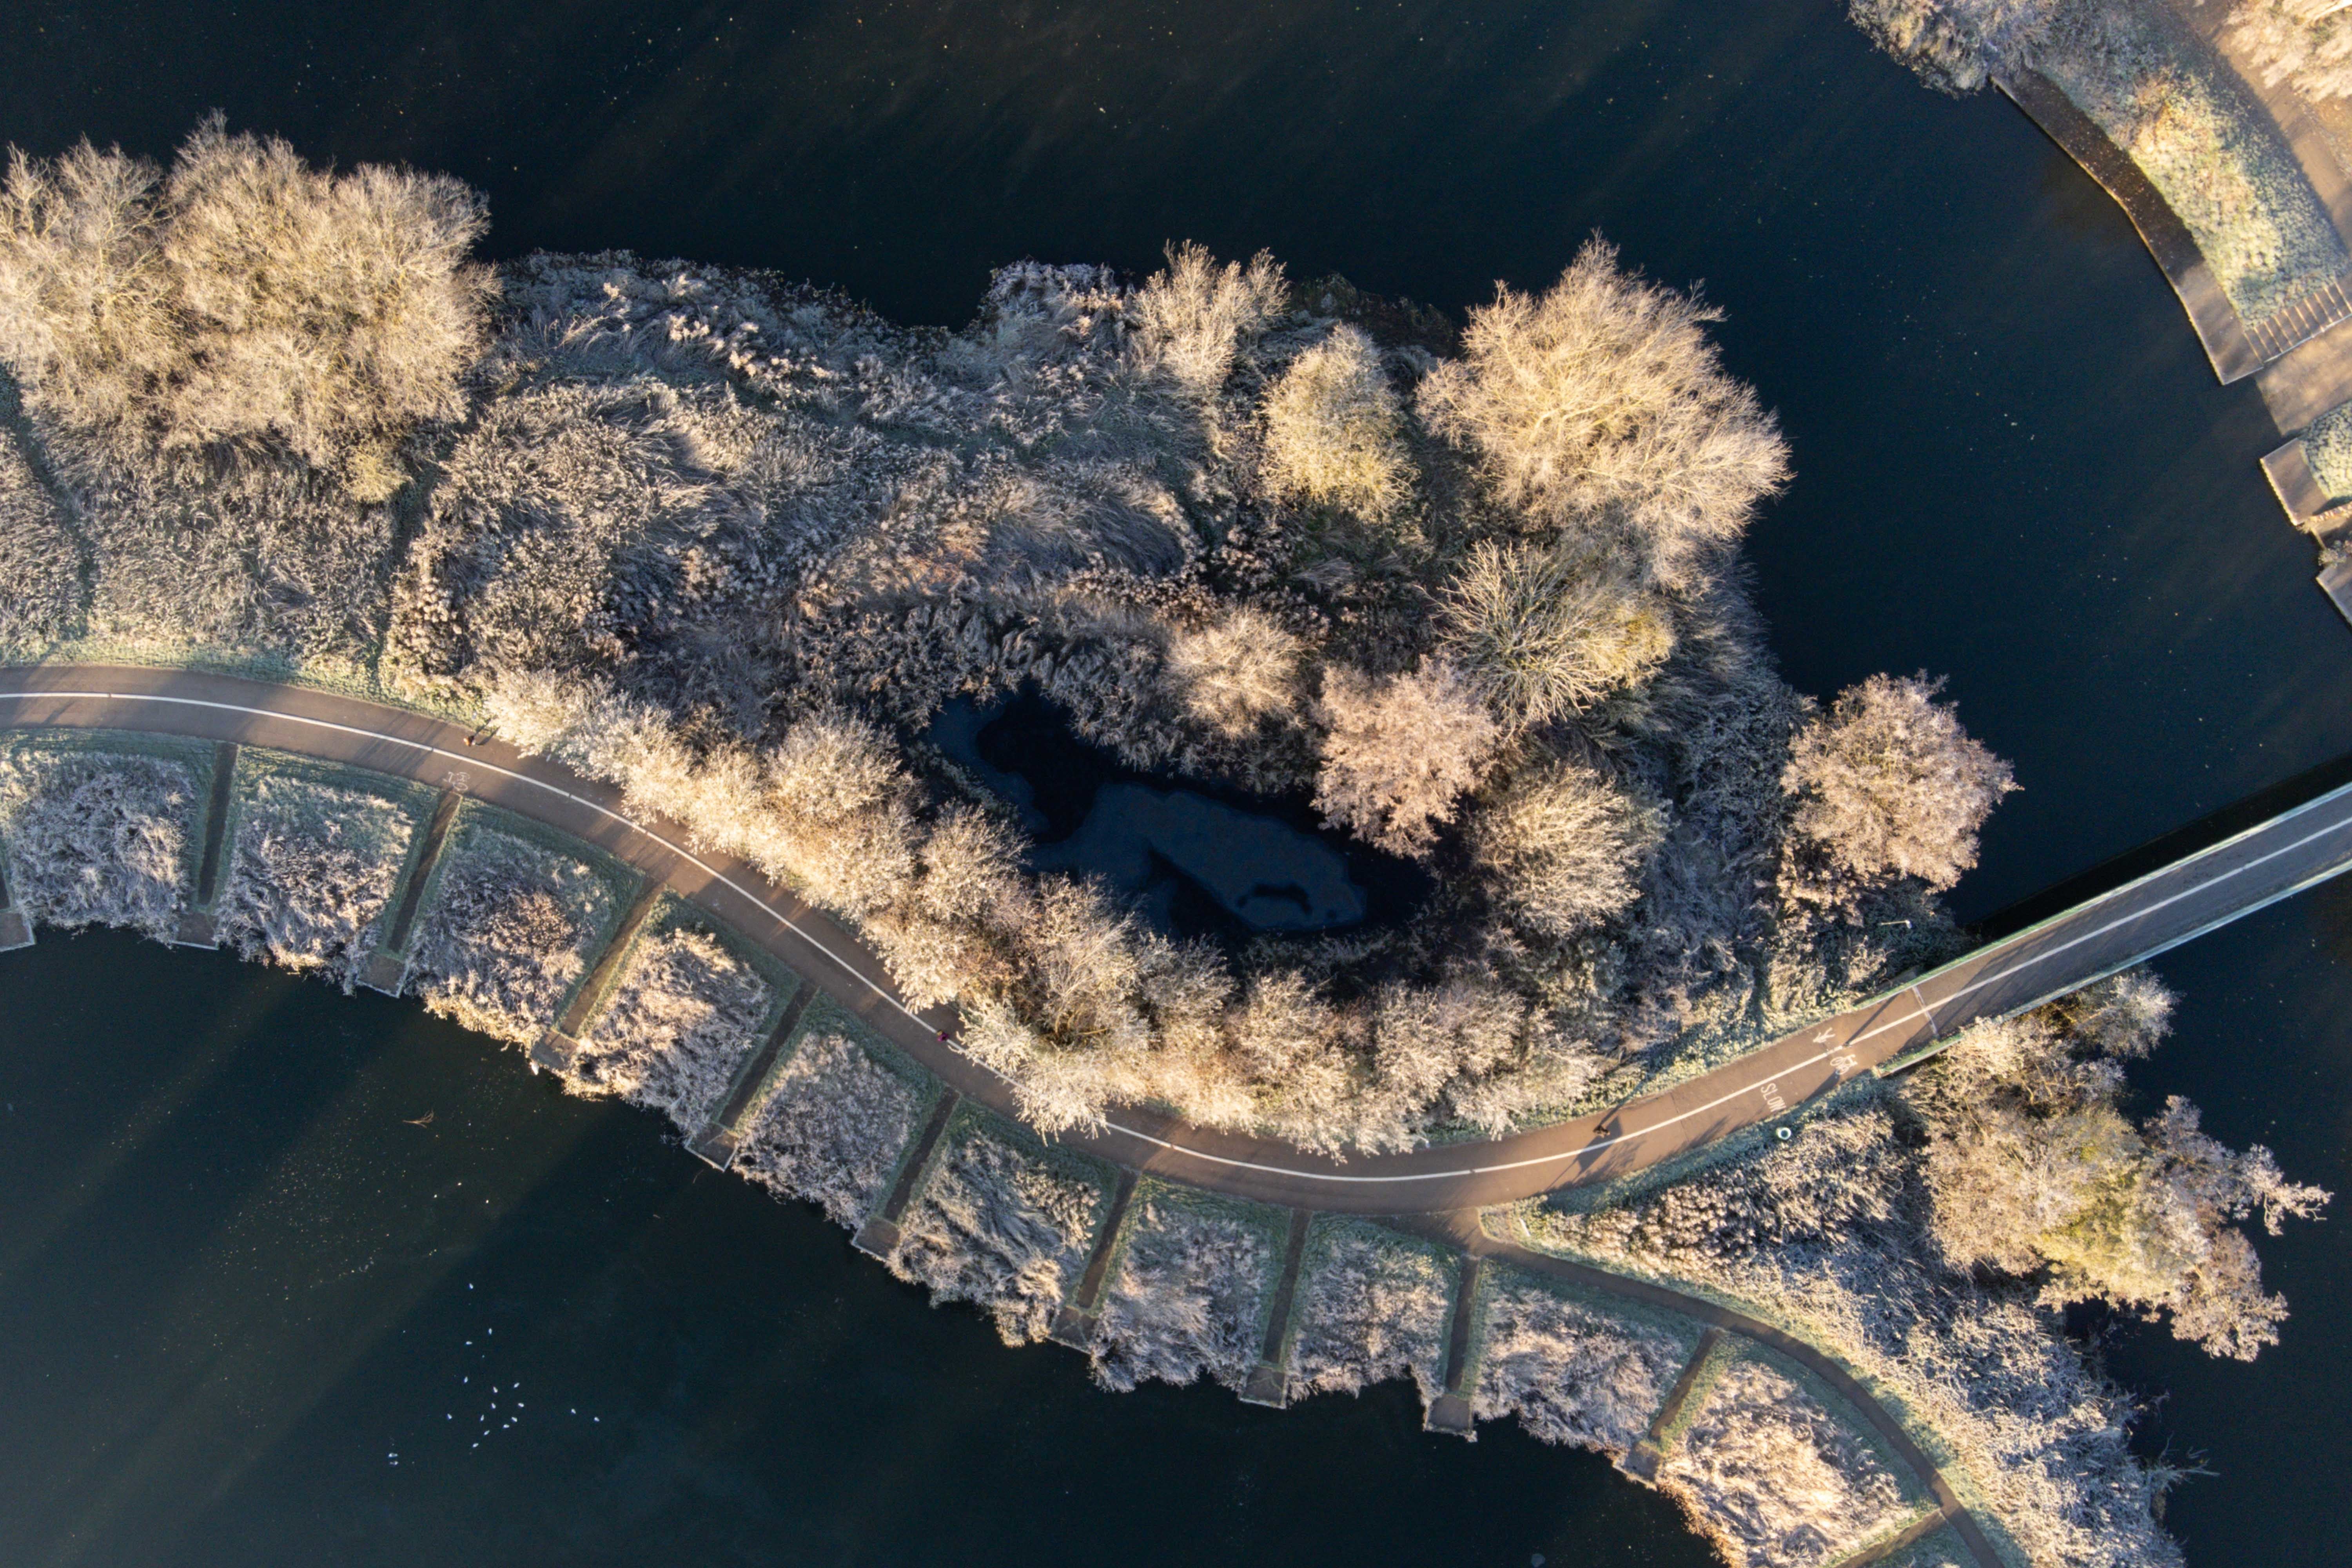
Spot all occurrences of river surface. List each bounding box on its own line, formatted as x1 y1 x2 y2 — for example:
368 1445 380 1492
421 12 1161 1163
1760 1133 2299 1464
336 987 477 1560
2 0 2348 1562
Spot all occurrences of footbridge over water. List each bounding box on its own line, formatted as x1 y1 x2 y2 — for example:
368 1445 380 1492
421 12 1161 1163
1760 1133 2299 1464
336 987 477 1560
5 665 2352 1214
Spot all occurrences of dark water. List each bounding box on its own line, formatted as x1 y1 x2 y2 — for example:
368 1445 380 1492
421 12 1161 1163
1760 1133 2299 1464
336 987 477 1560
0 931 1712 1568
932 695 1418 937
3 0 2350 1561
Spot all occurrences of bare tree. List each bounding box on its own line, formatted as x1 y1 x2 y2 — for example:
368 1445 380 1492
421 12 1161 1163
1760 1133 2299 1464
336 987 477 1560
1439 538 1675 727
1260 324 1410 515
1313 660 1500 858
0 117 492 495
1472 757 1662 938
1417 237 1789 583
1907 976 2331 1360
1779 673 2016 916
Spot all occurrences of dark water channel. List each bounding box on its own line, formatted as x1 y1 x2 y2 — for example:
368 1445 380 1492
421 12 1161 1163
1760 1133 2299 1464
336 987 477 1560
4 0 2351 1562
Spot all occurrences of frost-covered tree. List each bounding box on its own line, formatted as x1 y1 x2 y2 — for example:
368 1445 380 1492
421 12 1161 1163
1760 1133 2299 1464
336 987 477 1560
1439 539 1675 727
1779 673 2015 916
1846 0 2057 93
1313 660 1499 857
1417 238 1789 583
1162 607 1305 739
1259 324 1410 515
2227 0 2352 103
1906 973 2330 1360
0 116 491 496
1127 241 1285 398
1472 758 1662 938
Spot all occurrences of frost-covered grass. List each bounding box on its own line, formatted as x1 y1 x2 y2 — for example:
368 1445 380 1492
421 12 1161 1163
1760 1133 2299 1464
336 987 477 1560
1470 1266 1699 1452
1656 1346 1920 1568
887 1114 1113 1345
1286 1220 1455 1402
402 814 619 1043
215 762 422 987
1870 1523 1970 1568
2303 397 2352 505
1857 2 2349 323
2045 0 2348 325
1089 1185 1279 1392
734 999 927 1227
0 735 199 940
0 412 80 658
567 919 774 1131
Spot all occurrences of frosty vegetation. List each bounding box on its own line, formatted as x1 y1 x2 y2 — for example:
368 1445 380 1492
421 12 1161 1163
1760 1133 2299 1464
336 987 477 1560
1778 674 2015 920
2227 0 2352 105
1285 1225 1455 1402
0 407 79 657
886 1123 1108 1346
733 1024 925 1227
1471 1271 1694 1452
0 119 2038 1154
1528 970 2328 1568
1657 1353 1917 1568
0 742 193 939
567 924 772 1129
1850 0 2347 323
1089 1191 1273 1391
402 824 614 1043
0 116 2324 1568
215 770 415 986
0 116 490 495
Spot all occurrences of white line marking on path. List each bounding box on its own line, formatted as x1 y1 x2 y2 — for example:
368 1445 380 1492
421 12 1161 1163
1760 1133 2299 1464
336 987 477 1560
11 685 2351 1191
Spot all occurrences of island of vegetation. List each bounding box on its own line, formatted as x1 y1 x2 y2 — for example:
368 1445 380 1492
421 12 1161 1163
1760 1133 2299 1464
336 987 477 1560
0 118 2332 1568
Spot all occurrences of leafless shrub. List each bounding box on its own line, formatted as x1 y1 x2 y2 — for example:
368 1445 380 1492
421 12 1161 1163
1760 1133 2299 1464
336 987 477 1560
1314 660 1499 857
1128 241 1285 398
0 117 492 491
1260 324 1410 514
569 926 772 1131
403 826 613 1043
1089 1193 1274 1391
734 1026 924 1227
1473 756 1663 939
1472 1271 1694 1451
1439 539 1675 727
0 744 192 939
1288 1226 1453 1401
1162 607 1306 739
1418 238 1789 584
215 771 413 986
1657 1355 1914 1568
1779 674 2015 916
888 1127 1107 1346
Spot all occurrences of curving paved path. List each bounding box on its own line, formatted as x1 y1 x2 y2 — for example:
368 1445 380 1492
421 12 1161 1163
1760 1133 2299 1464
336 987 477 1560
9 663 2352 1216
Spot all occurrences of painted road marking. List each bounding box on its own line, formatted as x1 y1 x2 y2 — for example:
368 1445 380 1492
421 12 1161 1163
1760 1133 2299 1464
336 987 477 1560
11 681 2352 1194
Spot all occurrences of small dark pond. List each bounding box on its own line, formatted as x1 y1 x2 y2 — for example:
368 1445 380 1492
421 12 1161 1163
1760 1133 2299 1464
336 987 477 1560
929 693 1430 939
